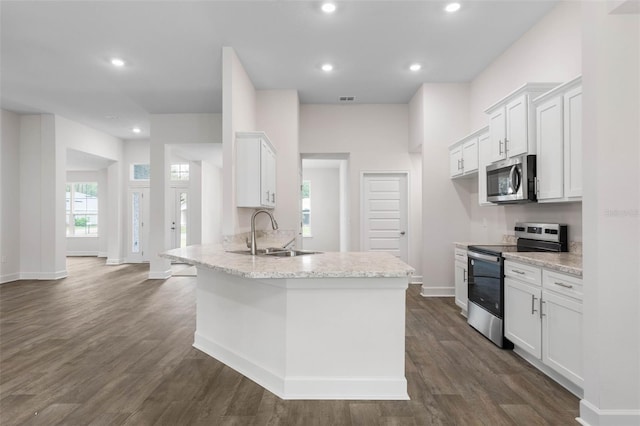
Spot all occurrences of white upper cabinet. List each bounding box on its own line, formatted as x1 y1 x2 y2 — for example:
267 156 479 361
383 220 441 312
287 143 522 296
533 76 582 203
236 131 277 208
477 129 492 206
485 83 560 163
449 128 483 179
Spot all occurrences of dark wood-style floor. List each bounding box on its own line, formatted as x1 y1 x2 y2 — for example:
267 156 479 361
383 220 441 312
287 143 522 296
0 257 579 425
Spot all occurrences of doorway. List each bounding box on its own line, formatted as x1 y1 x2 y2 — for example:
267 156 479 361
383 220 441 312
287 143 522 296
300 155 349 252
361 172 409 263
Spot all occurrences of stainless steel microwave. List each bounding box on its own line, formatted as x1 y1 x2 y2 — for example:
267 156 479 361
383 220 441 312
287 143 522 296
486 155 537 204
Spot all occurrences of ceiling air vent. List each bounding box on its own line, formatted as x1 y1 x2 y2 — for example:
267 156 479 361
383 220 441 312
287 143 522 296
338 96 355 102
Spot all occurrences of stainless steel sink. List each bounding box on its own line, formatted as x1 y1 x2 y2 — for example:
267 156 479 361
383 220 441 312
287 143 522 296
226 248 321 257
263 249 321 257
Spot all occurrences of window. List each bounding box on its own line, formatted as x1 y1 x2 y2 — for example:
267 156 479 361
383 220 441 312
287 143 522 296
66 182 98 236
131 164 150 181
302 180 311 237
170 163 189 181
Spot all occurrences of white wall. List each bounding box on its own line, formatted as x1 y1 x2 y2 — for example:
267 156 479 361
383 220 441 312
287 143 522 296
202 160 223 245
465 1 583 244
299 104 423 277
580 2 639 424
0 110 21 283
222 47 257 235
256 90 300 233
302 167 340 252
66 170 108 256
417 84 470 295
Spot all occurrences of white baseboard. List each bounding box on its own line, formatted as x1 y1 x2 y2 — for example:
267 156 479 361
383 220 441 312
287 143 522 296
19 270 68 280
148 269 172 280
513 346 583 398
409 275 423 285
194 332 409 400
577 399 640 426
66 251 99 257
0 272 20 284
97 251 108 258
420 285 455 297
106 258 124 265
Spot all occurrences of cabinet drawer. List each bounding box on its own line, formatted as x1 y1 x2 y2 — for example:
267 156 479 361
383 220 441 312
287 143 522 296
543 270 583 300
454 248 468 263
505 260 541 286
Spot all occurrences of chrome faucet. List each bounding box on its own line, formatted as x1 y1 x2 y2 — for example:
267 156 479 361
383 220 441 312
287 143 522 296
249 209 279 255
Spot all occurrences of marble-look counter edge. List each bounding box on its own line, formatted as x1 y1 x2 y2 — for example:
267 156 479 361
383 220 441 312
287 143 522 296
503 252 583 278
161 246 415 279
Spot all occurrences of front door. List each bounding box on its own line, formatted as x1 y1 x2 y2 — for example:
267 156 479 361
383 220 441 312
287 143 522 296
170 187 188 249
361 173 408 263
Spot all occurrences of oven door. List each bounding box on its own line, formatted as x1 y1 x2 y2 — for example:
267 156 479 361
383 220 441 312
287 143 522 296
467 251 504 318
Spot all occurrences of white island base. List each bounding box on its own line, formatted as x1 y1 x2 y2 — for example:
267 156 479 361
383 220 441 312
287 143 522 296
193 267 409 400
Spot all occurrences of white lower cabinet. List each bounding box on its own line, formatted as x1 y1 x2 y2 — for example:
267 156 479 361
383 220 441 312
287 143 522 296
453 248 468 315
504 260 583 392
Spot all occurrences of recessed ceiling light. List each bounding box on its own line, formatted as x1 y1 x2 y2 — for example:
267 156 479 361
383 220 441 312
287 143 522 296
321 3 336 13
132 127 141 134
445 2 461 13
110 58 126 67
321 63 334 72
409 63 422 72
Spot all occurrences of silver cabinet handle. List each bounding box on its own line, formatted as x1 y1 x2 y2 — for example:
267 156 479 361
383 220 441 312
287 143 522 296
463 269 467 283
512 269 525 275
540 300 546 318
498 139 503 155
554 281 573 289
531 294 538 315
504 138 509 155
272 193 275 203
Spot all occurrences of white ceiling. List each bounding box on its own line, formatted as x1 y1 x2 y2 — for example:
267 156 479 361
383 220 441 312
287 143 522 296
1 1 558 140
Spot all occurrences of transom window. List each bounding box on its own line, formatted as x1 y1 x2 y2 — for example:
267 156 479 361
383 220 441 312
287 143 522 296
131 164 150 181
66 182 98 237
170 163 189 181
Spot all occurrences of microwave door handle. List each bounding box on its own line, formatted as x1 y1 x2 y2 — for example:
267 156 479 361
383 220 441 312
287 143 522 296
509 165 521 194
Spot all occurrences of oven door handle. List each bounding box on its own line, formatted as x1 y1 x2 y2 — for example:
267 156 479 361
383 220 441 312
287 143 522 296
467 251 501 263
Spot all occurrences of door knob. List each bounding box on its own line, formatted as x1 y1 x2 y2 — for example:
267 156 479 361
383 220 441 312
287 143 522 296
400 231 406 235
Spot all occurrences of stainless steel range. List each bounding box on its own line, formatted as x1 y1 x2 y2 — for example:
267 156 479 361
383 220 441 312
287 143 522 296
466 222 568 348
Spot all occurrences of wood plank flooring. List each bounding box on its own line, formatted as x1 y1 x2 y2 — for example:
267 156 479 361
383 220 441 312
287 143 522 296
0 257 579 425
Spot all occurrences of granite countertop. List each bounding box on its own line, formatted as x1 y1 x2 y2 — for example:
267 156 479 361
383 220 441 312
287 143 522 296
160 244 415 279
503 252 583 277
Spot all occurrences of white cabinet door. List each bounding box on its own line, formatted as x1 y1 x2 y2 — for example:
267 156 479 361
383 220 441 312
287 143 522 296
542 290 583 387
454 260 468 312
450 145 463 178
477 131 492 206
564 85 582 199
462 138 478 174
489 107 507 163
505 94 528 158
260 140 270 206
505 277 542 359
236 132 277 208
536 96 564 200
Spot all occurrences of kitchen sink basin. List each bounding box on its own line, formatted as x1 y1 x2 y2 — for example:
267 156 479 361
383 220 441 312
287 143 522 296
226 248 321 257
263 249 321 257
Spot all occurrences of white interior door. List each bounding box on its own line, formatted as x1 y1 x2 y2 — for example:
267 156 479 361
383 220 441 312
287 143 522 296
170 187 189 249
362 173 408 263
128 187 150 262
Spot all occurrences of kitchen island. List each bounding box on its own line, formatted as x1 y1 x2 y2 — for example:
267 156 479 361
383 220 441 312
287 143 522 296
161 244 414 400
